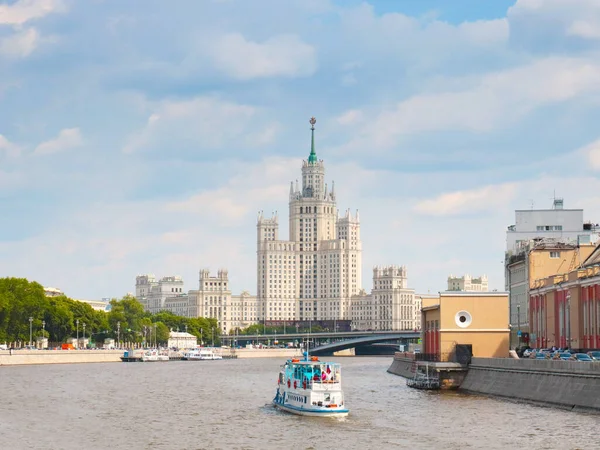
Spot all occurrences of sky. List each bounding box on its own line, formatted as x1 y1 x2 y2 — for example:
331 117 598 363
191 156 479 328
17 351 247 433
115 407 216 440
2 0 600 300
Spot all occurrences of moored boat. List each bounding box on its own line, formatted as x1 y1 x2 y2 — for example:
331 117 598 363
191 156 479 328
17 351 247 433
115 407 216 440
272 352 349 417
406 363 440 390
182 347 223 360
141 349 169 362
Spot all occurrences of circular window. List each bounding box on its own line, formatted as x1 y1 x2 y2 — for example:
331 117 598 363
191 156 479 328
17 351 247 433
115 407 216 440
455 310 472 328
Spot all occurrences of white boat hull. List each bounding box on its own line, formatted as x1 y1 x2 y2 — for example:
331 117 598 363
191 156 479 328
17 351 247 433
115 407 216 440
273 400 349 417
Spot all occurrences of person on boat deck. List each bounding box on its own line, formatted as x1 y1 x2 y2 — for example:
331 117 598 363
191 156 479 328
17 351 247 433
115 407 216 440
313 367 321 381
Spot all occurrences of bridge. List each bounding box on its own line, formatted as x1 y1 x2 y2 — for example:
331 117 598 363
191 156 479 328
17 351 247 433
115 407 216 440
310 333 419 356
221 330 420 354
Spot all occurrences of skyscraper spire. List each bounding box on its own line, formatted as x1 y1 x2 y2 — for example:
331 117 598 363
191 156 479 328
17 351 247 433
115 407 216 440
308 116 317 163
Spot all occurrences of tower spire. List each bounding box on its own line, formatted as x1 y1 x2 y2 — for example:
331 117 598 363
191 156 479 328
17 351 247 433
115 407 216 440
308 116 317 163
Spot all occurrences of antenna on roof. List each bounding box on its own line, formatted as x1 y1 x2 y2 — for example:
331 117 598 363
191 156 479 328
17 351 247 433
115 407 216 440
528 199 534 210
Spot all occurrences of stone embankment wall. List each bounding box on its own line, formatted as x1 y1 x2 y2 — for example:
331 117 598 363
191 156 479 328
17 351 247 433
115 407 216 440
461 357 600 413
387 353 415 378
0 349 123 366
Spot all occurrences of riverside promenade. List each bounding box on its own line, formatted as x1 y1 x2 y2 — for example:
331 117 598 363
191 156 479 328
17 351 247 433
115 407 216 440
0 347 300 366
0 349 123 366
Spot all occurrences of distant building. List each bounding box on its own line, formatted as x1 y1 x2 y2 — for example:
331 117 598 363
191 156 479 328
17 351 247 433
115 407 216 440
257 117 362 324
447 275 488 292
44 287 63 297
529 245 600 351
505 239 596 348
351 266 418 331
167 331 197 349
74 299 111 312
44 286 109 311
135 270 259 335
135 275 185 314
506 198 598 253
421 291 510 361
505 198 598 349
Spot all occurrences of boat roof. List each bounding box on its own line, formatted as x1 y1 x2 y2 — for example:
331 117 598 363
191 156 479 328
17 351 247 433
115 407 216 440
285 353 340 366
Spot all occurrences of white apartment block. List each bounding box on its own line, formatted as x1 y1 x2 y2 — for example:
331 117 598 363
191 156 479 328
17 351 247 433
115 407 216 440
136 270 259 334
506 198 598 253
135 275 185 314
351 266 417 331
447 274 488 292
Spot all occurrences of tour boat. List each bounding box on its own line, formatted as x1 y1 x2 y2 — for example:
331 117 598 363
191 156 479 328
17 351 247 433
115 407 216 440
272 352 349 417
141 349 169 362
182 348 223 361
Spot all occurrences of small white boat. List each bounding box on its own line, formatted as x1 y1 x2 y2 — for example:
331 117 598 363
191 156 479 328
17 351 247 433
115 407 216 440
273 352 349 417
141 349 169 362
406 363 440 390
182 348 222 361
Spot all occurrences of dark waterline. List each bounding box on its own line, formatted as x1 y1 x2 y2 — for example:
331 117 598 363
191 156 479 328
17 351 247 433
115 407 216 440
0 357 595 450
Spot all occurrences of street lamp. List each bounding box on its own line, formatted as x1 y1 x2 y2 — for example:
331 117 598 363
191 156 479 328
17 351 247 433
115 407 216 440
211 328 214 347
567 293 571 350
517 305 521 347
29 317 33 347
200 329 203 346
42 320 45 339
117 321 121 347
76 319 79 349
83 323 86 348
154 323 157 348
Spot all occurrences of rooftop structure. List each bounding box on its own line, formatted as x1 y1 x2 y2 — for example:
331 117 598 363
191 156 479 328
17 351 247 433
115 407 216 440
506 198 598 253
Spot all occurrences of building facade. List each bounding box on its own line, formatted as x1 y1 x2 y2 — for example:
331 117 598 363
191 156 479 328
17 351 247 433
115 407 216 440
447 274 488 292
136 270 259 335
504 239 596 348
135 275 185 314
167 331 197 349
529 245 600 351
421 291 510 361
351 266 417 331
257 118 362 324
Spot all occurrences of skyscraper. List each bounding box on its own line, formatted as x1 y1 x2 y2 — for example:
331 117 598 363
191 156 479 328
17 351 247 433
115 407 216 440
257 117 362 323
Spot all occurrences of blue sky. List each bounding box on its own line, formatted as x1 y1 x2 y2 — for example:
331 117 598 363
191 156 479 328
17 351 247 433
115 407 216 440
2 0 600 299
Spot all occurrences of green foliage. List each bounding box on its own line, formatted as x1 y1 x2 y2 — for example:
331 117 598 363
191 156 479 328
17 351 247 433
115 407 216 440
0 277 219 346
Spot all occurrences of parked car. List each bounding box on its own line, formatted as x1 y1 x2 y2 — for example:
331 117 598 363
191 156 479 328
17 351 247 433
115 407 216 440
571 353 593 361
587 351 600 360
558 352 572 360
523 348 535 357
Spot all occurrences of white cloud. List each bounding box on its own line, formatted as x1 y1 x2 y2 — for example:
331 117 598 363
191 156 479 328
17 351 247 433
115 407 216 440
0 27 38 58
0 134 21 157
0 0 66 25
583 138 600 170
34 128 83 155
122 96 272 154
336 109 363 126
209 33 317 80
508 0 600 50
338 57 600 152
341 73 357 86
413 183 518 216
567 20 600 39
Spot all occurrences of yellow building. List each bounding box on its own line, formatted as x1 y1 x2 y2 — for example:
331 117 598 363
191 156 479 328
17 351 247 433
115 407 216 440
422 291 510 362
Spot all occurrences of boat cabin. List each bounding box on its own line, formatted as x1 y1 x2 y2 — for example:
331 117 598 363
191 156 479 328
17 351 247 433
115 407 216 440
279 356 342 390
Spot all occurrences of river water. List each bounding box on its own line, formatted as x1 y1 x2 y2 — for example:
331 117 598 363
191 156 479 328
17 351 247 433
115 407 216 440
0 357 595 450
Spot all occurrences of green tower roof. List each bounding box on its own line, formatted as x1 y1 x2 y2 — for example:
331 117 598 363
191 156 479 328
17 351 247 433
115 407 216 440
308 116 317 163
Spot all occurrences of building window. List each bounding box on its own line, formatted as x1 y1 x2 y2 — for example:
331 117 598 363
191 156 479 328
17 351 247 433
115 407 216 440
550 251 560 258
